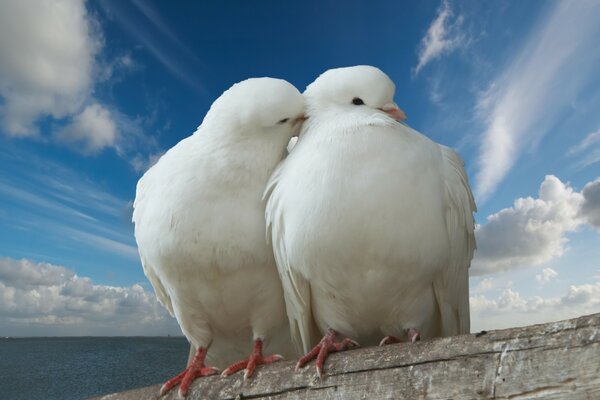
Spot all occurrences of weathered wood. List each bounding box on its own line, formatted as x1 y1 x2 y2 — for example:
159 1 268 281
91 313 600 400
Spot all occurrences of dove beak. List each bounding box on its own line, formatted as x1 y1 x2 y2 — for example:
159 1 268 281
379 103 407 122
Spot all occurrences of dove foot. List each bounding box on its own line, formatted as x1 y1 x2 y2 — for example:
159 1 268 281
378 335 402 346
379 328 420 346
407 328 421 343
221 338 284 379
295 328 358 378
159 347 218 399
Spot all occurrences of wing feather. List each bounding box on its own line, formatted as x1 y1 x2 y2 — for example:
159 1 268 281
264 163 321 354
434 145 476 335
132 171 175 316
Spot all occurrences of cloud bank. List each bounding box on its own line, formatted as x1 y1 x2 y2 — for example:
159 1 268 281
471 280 600 332
0 257 180 336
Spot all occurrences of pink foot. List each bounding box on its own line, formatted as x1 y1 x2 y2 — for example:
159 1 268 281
159 347 219 399
295 329 358 378
221 339 283 380
379 328 421 346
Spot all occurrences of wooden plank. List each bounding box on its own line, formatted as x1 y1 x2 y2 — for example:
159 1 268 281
90 312 600 400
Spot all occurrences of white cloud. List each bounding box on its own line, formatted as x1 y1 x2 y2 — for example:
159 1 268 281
535 267 558 284
472 277 495 293
414 0 465 75
130 151 164 174
474 1 600 202
471 279 600 332
472 175 584 275
568 128 600 170
97 0 206 94
568 128 600 156
0 0 161 167
0 257 180 336
580 178 600 229
55 103 118 154
0 0 100 136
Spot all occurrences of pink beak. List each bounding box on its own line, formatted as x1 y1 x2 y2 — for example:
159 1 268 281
379 103 407 122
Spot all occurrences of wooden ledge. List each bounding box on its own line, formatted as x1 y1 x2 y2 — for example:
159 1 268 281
91 312 600 399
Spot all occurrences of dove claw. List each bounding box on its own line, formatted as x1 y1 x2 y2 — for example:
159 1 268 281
407 328 421 343
295 329 358 378
379 335 402 346
221 339 283 380
159 347 217 398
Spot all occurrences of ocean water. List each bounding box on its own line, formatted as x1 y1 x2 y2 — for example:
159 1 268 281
0 337 190 400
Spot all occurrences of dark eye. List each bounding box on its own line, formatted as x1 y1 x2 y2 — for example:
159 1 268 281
277 118 289 124
352 97 364 105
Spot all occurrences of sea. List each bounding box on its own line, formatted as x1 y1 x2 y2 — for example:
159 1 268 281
0 337 190 400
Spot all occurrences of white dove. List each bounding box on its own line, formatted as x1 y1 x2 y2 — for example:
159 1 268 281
133 77 305 398
265 65 476 377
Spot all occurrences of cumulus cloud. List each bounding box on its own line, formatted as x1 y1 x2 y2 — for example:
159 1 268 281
580 178 600 229
0 0 100 136
473 175 584 275
474 1 600 202
55 103 118 154
535 267 558 284
471 279 600 332
472 277 495 294
0 0 161 166
0 257 180 336
414 0 465 75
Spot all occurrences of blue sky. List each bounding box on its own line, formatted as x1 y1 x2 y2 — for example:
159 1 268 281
1 0 599 336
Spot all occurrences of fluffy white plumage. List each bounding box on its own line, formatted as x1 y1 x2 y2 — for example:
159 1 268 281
133 78 304 372
265 66 476 356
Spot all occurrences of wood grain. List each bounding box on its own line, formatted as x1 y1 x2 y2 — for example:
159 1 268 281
90 312 600 400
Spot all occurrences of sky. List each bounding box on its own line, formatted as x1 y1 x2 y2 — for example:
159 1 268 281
1 0 599 337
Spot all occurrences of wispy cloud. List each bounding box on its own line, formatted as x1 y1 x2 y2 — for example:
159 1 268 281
535 267 558 284
61 228 139 260
474 1 600 202
0 182 99 223
0 146 137 262
414 0 465 75
568 128 600 169
130 0 205 68
98 0 208 95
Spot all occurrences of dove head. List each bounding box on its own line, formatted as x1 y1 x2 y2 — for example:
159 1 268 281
203 77 305 140
304 65 406 122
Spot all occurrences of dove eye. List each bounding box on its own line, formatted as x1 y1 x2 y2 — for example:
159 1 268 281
277 118 289 124
352 97 365 106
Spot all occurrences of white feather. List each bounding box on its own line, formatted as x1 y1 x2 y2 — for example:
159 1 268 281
266 66 476 351
133 78 304 367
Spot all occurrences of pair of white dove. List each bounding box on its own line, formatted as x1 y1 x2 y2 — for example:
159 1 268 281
133 65 476 398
